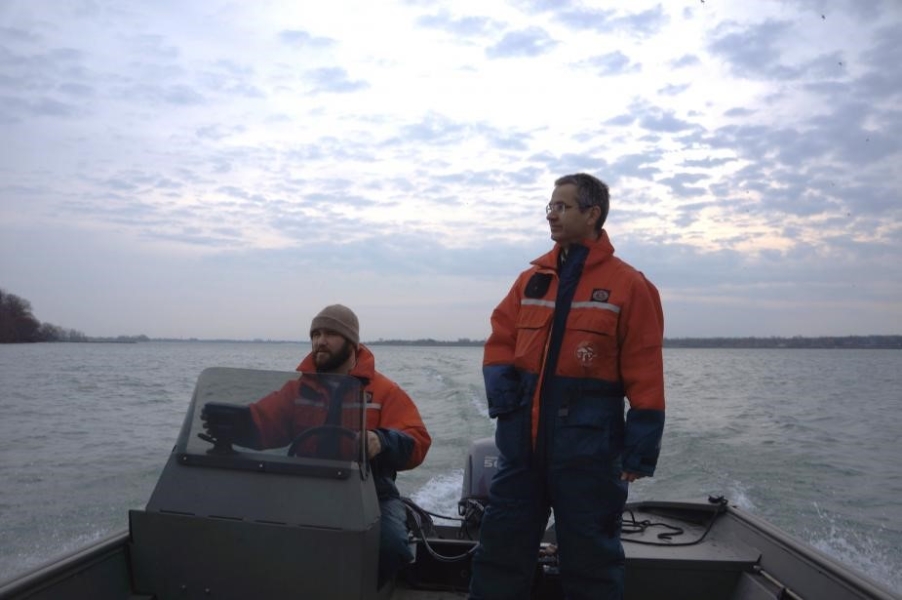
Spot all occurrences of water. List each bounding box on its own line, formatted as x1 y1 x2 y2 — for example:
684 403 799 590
0 342 900 592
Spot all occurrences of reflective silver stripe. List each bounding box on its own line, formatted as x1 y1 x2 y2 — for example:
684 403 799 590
521 299 620 313
293 399 369 408
366 404 382 411
521 299 555 308
571 301 620 314
293 399 323 407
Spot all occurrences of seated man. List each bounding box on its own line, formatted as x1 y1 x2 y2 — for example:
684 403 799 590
202 304 432 586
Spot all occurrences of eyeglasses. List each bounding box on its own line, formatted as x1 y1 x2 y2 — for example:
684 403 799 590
545 202 579 215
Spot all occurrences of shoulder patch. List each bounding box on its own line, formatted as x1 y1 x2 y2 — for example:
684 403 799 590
591 288 611 302
525 273 552 298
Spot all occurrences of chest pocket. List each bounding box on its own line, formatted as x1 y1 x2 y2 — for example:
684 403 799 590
558 306 620 377
513 306 552 370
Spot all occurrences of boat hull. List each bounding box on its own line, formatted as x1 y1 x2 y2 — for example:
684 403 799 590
2 500 897 600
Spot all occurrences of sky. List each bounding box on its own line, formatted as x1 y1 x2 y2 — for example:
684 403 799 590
1 0 900 342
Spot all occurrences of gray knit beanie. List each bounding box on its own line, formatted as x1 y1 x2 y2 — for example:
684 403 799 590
310 304 360 346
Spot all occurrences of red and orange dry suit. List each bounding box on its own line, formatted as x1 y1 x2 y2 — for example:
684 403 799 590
471 230 665 600
248 344 431 500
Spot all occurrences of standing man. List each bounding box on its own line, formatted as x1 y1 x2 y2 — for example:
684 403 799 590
208 304 432 586
469 174 665 600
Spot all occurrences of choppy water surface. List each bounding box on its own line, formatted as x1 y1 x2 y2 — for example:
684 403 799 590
0 342 899 592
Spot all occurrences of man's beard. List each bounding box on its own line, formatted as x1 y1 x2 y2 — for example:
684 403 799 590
314 339 354 373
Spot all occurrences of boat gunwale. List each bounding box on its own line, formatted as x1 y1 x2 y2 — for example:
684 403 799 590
629 500 901 600
0 530 130 599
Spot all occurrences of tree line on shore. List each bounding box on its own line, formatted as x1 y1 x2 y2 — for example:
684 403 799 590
0 288 88 343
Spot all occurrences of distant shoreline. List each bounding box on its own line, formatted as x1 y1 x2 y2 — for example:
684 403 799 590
9 335 900 350
372 336 902 349
660 336 902 349
152 335 902 349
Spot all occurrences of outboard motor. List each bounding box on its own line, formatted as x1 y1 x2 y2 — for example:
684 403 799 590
458 437 500 534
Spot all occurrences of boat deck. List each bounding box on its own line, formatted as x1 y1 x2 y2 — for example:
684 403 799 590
393 500 763 600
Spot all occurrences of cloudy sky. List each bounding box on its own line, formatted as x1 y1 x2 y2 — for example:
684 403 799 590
1 0 900 341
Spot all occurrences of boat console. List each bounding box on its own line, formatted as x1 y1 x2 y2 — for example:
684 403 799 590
128 367 387 600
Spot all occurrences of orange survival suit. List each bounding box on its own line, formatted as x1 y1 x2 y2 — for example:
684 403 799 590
471 230 665 600
248 344 431 500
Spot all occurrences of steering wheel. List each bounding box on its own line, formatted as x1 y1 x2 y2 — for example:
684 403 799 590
287 425 358 458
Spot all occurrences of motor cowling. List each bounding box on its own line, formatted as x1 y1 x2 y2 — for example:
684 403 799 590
458 437 499 530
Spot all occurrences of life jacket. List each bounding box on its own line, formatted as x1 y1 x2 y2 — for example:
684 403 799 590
250 344 432 497
483 231 665 474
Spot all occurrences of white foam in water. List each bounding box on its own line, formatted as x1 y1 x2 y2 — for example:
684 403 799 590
726 481 756 512
410 469 465 525
469 390 489 419
11 528 110 581
808 503 902 592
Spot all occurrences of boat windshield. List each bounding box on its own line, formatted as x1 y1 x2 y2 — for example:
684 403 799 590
175 367 366 477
